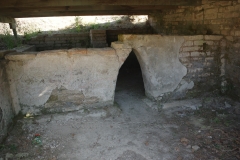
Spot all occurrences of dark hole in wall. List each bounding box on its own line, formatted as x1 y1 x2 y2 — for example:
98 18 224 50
115 51 145 96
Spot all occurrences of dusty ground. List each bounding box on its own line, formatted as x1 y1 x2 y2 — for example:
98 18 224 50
0 55 240 160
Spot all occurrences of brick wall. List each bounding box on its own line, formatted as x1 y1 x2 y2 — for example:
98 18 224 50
179 35 223 94
23 32 90 51
149 0 240 99
90 30 107 48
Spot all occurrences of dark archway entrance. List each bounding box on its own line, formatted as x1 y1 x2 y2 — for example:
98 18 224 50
115 51 145 97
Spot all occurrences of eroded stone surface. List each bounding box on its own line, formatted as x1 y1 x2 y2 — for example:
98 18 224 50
111 42 132 67
6 48 121 114
0 60 14 142
119 35 187 100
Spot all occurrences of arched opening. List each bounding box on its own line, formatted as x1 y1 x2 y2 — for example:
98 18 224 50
115 51 145 97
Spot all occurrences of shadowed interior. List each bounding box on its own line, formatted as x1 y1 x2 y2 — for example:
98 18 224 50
115 51 145 97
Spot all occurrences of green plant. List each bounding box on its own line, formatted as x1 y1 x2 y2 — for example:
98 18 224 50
24 30 40 41
0 144 18 152
75 16 84 32
212 117 220 123
8 144 18 151
1 32 16 49
0 144 5 151
103 22 110 29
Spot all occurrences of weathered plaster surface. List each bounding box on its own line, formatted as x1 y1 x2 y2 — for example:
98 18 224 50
0 59 13 142
119 35 187 100
5 35 199 114
6 48 123 114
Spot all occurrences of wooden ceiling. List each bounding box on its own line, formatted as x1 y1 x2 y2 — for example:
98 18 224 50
0 0 202 18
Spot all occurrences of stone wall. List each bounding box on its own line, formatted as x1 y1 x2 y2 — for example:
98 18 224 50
106 28 155 46
4 35 224 115
0 51 14 142
23 32 90 51
178 35 223 97
149 0 240 99
5 48 130 115
90 30 107 48
118 35 223 101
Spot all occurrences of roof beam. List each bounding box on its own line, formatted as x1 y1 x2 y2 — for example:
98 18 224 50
0 5 178 13
0 0 201 8
0 10 168 18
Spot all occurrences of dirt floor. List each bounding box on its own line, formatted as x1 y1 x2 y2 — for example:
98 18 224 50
0 53 240 160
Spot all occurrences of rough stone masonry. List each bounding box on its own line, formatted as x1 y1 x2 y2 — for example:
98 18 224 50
3 35 223 116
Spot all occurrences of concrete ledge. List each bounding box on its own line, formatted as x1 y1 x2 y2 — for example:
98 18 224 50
68 48 87 55
0 50 16 59
87 48 115 56
5 52 37 61
13 45 36 52
111 41 131 49
38 49 68 56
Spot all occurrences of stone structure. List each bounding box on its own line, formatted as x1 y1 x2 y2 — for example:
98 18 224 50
149 0 240 98
0 50 14 142
5 48 124 115
118 35 187 100
90 30 107 48
3 35 223 116
118 35 223 100
23 32 90 51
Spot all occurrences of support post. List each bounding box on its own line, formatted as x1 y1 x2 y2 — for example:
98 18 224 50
9 22 18 39
0 17 18 39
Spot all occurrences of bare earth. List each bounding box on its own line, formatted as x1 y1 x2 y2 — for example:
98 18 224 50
0 67 240 160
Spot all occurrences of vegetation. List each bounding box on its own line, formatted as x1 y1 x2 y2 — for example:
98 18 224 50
0 23 41 49
0 32 17 49
23 30 41 41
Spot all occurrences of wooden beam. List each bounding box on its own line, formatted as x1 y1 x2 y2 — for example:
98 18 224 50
0 5 178 13
0 10 166 18
0 0 201 8
0 17 15 23
0 5 179 17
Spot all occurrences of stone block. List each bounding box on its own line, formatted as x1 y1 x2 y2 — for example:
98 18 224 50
90 30 106 34
191 52 205 57
111 41 131 49
205 57 214 62
204 13 217 20
182 46 203 52
179 57 190 63
182 41 194 47
179 52 190 57
92 42 108 48
68 48 87 56
220 29 228 35
5 52 37 61
37 50 68 57
205 8 219 14
6 46 120 113
0 50 15 59
194 40 204 46
235 30 240 36
87 48 115 56
183 35 204 41
204 35 223 41
222 12 239 18
91 36 106 41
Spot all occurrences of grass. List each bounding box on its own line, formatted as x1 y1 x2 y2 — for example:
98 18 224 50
23 30 41 41
0 30 22 49
0 25 41 49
